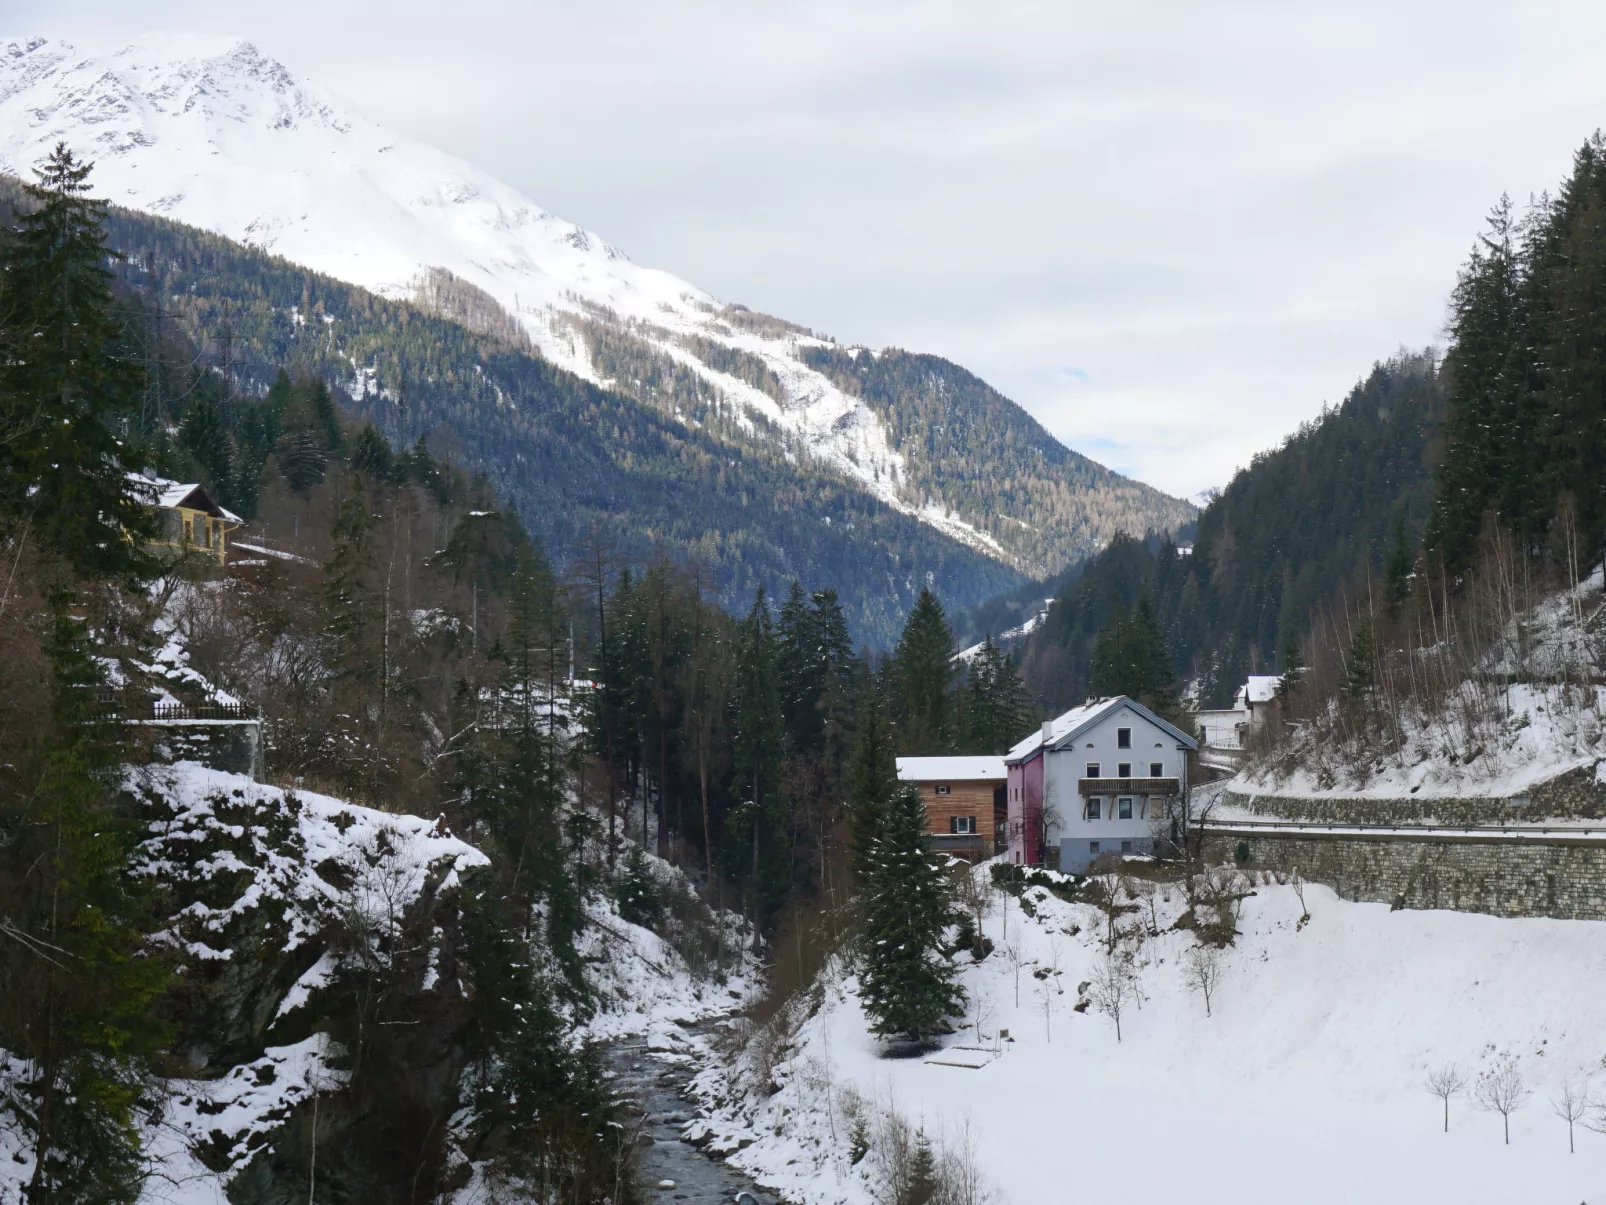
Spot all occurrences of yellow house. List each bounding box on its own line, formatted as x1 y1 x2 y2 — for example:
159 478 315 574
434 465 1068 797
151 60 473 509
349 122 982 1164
133 475 245 566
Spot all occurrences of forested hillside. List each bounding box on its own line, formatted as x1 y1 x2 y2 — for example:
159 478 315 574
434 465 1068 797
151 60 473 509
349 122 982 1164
0 174 1025 648
800 346 1196 577
1019 351 1443 709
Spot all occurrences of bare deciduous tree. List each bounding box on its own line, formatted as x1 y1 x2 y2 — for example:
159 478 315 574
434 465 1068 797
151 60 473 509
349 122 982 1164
1184 943 1222 1017
1001 939 1027 1007
1290 866 1310 929
1033 971 1060 1043
1550 1076 1589 1153
1425 1064 1464 1133
1088 947 1138 1043
1131 877 1161 935
1474 1058 1530 1145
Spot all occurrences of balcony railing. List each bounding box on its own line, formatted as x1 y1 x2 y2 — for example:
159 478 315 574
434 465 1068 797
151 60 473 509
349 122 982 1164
1078 777 1180 796
145 700 257 722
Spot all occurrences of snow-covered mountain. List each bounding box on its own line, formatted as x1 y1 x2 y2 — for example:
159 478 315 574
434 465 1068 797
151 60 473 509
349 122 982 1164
0 32 1190 575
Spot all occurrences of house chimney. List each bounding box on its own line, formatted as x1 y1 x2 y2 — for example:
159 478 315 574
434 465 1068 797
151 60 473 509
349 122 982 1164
1041 720 1053 744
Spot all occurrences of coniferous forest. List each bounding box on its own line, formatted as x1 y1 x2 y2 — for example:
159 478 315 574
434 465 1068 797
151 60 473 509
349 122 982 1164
0 149 1039 1203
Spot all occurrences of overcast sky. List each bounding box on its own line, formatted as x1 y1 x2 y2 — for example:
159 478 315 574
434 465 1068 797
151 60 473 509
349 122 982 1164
14 1 1606 498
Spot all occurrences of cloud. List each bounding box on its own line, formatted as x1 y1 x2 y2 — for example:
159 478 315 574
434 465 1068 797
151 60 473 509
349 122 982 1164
15 0 1606 497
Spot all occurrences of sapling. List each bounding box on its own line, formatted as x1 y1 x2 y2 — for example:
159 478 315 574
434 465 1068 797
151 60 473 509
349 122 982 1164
1425 1064 1464 1133
1551 1076 1589 1153
1033 973 1059 1043
1474 1058 1530 1145
1184 943 1222 1017
1089 946 1137 1042
1002 939 1027 1007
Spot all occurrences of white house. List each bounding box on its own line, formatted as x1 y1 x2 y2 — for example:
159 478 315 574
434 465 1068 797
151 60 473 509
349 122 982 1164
1004 696 1197 874
1235 675 1284 732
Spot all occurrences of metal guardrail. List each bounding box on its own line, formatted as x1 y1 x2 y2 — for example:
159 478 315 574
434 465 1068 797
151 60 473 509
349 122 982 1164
1203 816 1606 842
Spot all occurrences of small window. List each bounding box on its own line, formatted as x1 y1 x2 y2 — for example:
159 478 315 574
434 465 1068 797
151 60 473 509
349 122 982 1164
1085 798 1102 821
934 784 951 795
1088 841 1101 855
951 816 976 835
1149 761 1164 778
1117 762 1132 778
1086 762 1101 779
1121 840 1133 854
1117 727 1132 749
1118 797 1133 820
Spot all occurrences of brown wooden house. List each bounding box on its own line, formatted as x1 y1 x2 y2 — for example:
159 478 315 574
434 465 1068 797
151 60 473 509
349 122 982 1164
895 755 1008 857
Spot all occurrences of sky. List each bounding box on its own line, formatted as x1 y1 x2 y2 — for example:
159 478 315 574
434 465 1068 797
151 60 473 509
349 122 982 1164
11 0 1606 499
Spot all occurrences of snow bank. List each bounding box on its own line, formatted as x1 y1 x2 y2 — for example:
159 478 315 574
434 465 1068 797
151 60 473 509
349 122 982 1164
691 865 1606 1205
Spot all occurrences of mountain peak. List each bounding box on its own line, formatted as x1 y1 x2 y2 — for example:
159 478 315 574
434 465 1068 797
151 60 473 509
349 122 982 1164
0 29 1191 577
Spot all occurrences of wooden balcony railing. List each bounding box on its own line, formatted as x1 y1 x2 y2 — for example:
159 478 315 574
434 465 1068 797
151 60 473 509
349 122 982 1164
1078 777 1180 796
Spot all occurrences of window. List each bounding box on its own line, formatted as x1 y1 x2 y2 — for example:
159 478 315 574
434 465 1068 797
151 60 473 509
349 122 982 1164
1118 797 1133 820
1088 841 1101 855
1121 840 1133 854
1150 761 1164 778
934 784 951 795
1085 798 1102 820
1086 762 1101 779
1117 727 1132 749
1117 763 1132 778
951 816 976 835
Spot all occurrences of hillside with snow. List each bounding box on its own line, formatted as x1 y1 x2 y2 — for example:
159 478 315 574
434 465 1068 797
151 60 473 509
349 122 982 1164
691 866 1606 1205
0 32 1190 578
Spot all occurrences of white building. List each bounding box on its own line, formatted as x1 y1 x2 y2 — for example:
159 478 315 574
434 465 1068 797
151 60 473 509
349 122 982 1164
1004 696 1197 873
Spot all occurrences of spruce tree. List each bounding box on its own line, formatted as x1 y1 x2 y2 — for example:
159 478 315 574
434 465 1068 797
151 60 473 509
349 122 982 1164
857 785 963 1044
10 588 169 1203
892 588 956 754
731 588 785 924
847 681 897 882
0 144 154 580
961 636 1034 753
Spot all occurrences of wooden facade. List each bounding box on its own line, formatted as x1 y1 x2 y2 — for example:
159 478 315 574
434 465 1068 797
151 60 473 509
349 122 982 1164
896 756 1008 857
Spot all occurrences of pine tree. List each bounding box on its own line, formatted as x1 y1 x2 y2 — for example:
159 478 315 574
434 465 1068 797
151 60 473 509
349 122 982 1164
731 588 785 925
1383 513 1414 616
0 144 154 580
847 680 897 882
902 1131 940 1205
892 588 956 754
10 588 169 1203
1340 618 1377 702
1089 597 1178 718
857 785 963 1043
961 636 1034 753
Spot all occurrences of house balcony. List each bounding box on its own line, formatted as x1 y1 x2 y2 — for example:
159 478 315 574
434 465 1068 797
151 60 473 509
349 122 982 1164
1078 777 1181 797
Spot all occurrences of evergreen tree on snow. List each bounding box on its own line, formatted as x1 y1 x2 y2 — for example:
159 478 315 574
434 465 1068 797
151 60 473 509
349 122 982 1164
857 785 963 1043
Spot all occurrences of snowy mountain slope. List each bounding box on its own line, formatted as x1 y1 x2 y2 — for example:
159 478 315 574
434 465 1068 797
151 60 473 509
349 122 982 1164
0 32 1188 575
691 870 1606 1205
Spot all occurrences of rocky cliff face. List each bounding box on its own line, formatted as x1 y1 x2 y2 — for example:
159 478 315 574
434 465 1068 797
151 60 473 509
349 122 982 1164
129 763 487 1202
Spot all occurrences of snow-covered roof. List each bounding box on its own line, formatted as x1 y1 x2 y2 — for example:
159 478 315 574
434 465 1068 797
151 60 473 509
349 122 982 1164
1005 696 1198 763
1237 676 1283 705
896 756 1007 782
128 473 244 525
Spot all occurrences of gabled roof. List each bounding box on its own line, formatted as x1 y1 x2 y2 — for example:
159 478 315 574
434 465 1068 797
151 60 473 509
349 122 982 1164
1237 675 1283 705
1004 695 1197 764
128 474 244 525
896 755 1007 782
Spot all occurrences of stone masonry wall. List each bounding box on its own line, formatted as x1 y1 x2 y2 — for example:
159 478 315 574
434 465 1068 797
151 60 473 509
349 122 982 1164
1201 830 1606 920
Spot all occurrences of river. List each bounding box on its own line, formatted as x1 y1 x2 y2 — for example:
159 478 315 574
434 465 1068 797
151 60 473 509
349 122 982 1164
604 1033 782 1205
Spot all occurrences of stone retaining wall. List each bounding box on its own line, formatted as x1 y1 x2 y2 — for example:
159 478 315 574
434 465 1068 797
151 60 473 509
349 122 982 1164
1201 828 1606 920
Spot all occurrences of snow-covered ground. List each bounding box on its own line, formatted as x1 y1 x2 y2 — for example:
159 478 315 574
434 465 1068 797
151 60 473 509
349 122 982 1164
1230 683 1606 803
692 864 1606 1205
